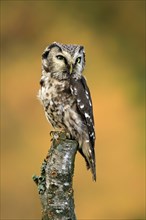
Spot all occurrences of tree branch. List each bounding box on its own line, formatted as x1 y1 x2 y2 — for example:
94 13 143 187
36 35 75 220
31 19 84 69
33 132 78 220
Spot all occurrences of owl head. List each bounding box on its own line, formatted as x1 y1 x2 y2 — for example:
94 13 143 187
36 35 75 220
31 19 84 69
42 42 85 80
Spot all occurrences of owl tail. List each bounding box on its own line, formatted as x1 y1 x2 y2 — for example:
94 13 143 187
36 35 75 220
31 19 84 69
79 141 96 181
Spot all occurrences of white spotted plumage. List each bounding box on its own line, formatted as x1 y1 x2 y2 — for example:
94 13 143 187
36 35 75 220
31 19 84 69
85 112 90 118
38 42 96 181
80 104 84 109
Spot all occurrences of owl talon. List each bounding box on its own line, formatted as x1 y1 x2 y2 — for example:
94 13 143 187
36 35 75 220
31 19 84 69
50 131 54 141
50 131 59 141
50 130 55 137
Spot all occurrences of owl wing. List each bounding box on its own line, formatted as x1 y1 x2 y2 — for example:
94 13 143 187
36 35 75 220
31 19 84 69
70 75 95 148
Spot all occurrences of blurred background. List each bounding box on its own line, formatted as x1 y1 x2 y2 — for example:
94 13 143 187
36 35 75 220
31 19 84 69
1 1 145 219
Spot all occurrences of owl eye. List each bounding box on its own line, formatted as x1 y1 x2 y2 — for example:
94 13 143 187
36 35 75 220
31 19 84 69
56 55 64 60
76 57 81 64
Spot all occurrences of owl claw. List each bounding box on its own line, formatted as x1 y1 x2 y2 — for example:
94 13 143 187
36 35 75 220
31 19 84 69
50 131 71 141
50 130 55 137
50 131 59 141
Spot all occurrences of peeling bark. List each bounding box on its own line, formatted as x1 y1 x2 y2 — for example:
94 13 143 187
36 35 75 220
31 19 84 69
33 132 78 220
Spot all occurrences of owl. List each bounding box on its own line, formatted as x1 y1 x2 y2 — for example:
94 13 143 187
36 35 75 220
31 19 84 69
38 42 96 181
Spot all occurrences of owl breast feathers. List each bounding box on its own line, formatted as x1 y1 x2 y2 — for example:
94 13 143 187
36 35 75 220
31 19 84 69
38 42 96 181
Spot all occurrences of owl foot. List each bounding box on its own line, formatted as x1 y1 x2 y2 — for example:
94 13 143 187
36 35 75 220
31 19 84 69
50 131 71 141
50 131 59 141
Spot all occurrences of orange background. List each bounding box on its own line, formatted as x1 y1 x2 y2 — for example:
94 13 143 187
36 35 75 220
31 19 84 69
1 1 145 219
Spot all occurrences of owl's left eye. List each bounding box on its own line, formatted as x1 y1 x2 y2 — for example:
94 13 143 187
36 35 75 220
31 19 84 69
76 57 81 64
56 55 64 60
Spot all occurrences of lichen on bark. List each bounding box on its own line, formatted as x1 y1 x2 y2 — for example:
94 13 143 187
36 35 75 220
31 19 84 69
33 132 78 220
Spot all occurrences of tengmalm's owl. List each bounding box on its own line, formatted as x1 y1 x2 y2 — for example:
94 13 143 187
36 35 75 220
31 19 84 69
38 42 96 181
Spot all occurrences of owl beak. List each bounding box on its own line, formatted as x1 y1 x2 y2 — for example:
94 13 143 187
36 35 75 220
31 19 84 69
69 64 73 74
